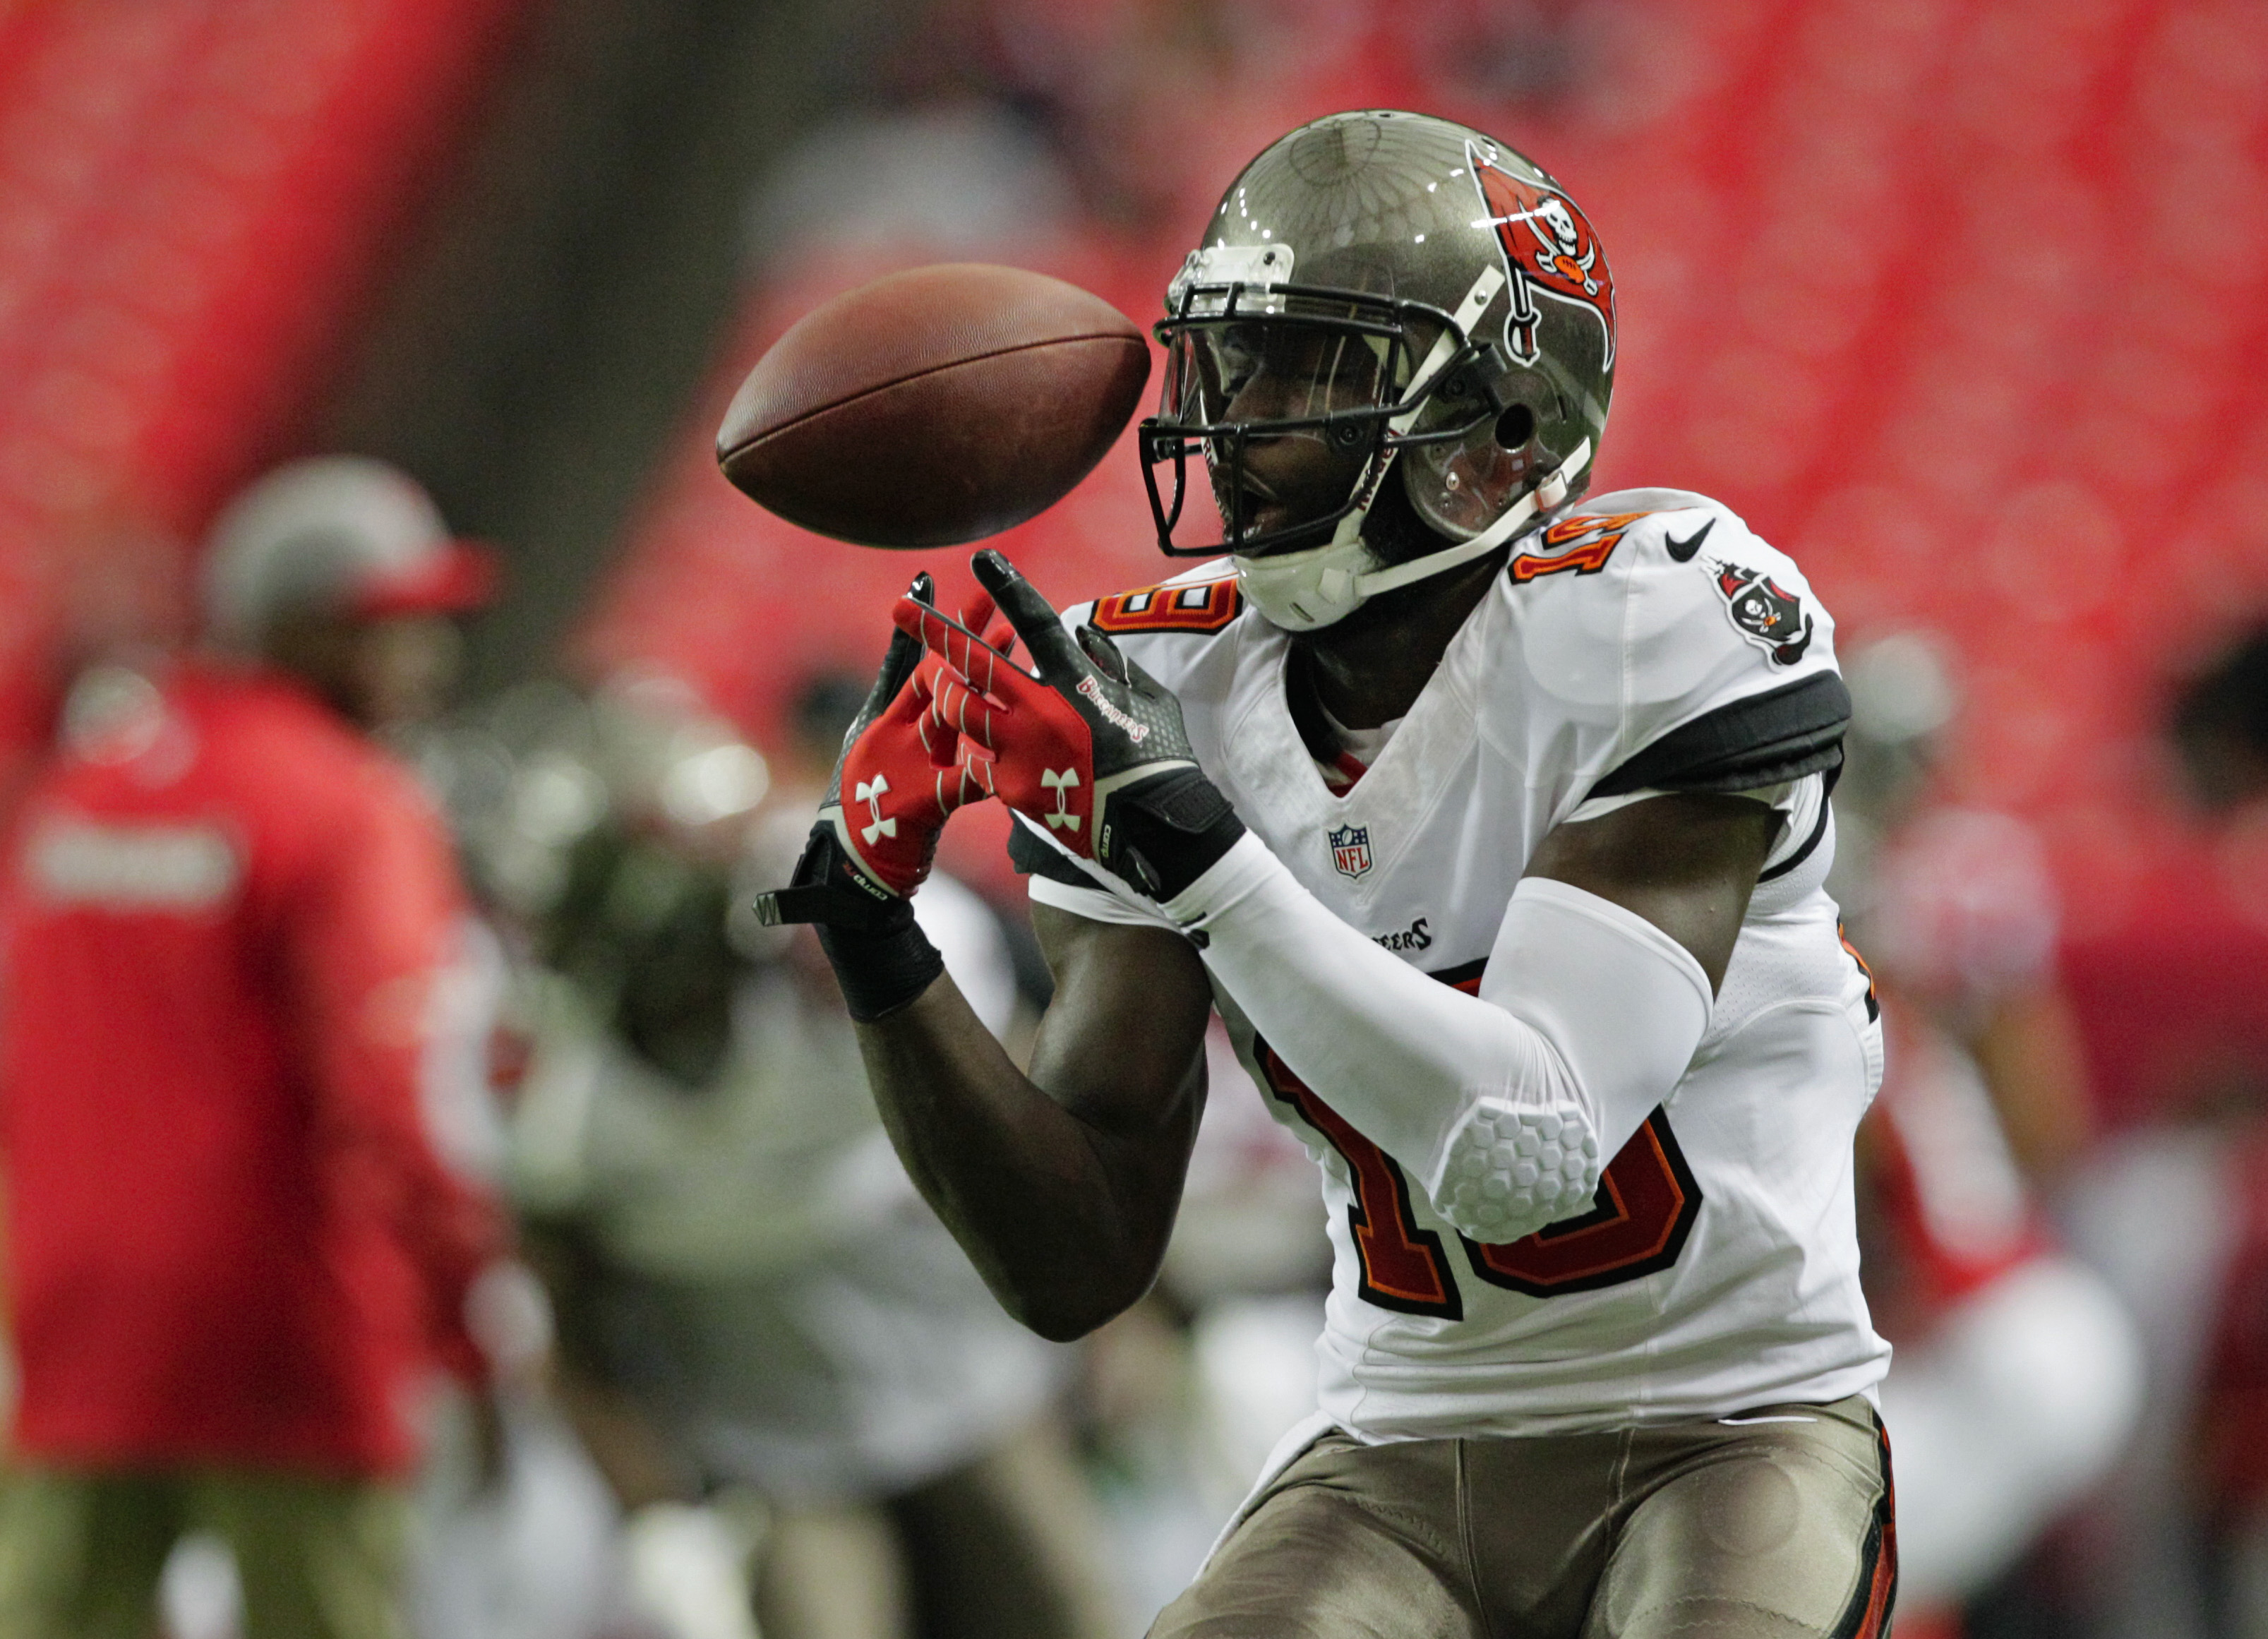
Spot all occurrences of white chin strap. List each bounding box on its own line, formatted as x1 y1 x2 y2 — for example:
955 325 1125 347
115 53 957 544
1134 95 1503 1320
1233 437 1592 632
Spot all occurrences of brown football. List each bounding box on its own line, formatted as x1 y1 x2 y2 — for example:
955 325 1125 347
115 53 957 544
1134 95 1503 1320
716 263 1152 549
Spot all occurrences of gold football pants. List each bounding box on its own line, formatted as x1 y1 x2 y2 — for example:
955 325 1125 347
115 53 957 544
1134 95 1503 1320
1151 1395 1895 1639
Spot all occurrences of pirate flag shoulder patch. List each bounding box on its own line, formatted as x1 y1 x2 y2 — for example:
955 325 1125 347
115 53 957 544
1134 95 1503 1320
1702 555 1815 666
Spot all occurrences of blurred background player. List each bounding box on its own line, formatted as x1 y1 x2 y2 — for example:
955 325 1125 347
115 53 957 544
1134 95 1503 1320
2175 628 2268 1639
2055 623 2268 1639
484 670 1115 1639
1830 632 2142 1638
2171 628 2268 817
0 458 524 1639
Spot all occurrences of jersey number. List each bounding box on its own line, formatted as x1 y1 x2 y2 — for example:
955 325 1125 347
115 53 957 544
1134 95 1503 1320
1264 1045 1465 1318
1091 575 1241 635
1259 963 1703 1316
1506 510 1649 582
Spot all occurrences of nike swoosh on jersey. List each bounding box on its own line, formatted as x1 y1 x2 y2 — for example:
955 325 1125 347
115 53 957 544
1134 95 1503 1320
1664 518 1715 561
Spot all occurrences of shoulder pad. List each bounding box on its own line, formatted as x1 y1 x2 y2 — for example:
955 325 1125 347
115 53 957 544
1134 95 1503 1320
1612 497 1820 668
1088 561 1241 636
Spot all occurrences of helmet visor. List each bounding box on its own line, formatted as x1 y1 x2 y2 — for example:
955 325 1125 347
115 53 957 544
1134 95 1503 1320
1142 283 1487 558
1161 318 1392 553
1164 318 1396 432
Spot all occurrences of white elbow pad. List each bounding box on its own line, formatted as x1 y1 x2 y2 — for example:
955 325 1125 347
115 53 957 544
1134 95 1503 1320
1430 1097 1602 1242
1422 878 1713 1244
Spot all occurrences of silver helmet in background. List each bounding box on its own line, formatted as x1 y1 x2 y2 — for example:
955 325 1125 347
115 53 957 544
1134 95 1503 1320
1141 109 1615 630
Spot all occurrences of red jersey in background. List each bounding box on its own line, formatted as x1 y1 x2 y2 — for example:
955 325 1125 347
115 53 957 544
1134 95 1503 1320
0 661 503 1475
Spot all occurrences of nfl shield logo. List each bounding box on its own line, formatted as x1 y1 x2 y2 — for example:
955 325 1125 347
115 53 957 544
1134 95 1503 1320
1328 824 1373 879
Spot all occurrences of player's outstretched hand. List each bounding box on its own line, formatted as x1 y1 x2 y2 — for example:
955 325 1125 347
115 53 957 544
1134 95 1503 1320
898 549 1246 902
757 573 997 932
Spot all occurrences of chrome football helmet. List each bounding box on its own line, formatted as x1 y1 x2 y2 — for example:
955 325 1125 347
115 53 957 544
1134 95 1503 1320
1141 110 1616 631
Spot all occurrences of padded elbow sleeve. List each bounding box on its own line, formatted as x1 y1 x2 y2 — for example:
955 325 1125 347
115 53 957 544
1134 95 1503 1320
1428 1095 1603 1244
1165 838 1713 1246
1426 878 1713 1242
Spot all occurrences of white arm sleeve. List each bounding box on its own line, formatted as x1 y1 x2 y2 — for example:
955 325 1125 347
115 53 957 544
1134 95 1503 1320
1164 834 1713 1242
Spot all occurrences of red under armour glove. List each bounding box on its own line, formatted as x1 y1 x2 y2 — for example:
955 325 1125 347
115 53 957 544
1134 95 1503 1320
756 575 1009 1021
757 572 996 929
898 550 1244 902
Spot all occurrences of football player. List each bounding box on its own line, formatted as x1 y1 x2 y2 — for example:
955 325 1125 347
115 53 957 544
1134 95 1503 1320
764 111 1895 1638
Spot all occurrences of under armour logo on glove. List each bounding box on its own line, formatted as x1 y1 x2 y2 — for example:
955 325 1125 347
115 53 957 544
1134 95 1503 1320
899 549 1247 903
1040 767 1081 831
855 776 896 845
755 574 1009 932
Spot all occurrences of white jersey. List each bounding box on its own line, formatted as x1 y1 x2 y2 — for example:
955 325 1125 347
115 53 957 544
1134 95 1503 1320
1018 488 1891 1441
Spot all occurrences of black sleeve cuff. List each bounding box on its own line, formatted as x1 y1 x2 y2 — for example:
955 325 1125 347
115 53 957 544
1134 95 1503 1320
815 918 944 1022
1007 814 1103 889
1589 673 1852 799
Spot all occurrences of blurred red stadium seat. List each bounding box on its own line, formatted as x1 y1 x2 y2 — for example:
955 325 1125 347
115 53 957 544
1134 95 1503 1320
0 0 532 764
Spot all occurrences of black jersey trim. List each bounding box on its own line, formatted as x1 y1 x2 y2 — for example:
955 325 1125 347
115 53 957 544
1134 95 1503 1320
1428 956 1487 992
1757 762 1837 884
1826 1415 1899 1638
1588 673 1851 800
1007 815 1098 890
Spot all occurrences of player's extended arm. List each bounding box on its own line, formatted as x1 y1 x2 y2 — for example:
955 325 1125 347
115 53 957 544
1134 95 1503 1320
848 902 1215 1340
1166 800 1772 1241
753 577 1213 1340
1522 791 1780 994
908 550 1780 1246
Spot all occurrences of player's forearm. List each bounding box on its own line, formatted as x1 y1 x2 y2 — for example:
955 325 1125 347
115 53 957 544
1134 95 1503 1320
853 974 1191 1340
1165 836 1711 1243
